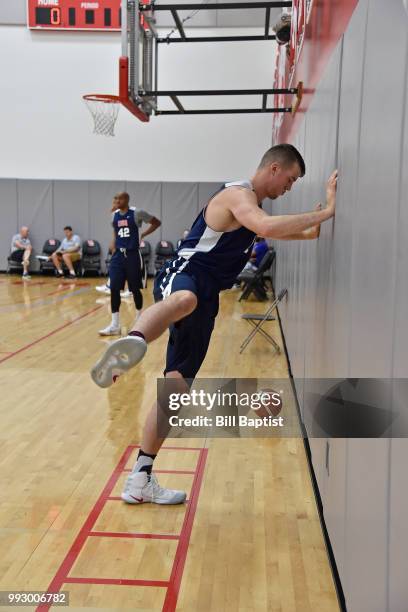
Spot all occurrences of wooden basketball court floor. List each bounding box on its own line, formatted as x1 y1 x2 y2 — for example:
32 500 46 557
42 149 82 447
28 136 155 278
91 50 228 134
0 275 339 612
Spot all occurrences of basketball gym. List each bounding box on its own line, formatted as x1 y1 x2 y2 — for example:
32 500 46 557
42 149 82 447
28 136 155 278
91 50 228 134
1 1 408 611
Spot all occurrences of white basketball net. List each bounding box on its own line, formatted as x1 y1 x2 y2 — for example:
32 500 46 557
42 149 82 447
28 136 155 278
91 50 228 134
84 97 120 137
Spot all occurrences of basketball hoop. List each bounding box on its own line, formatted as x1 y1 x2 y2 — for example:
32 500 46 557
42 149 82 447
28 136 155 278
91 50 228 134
83 94 122 136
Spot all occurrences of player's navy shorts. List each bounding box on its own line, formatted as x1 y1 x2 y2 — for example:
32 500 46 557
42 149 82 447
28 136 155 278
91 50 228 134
109 249 142 292
153 257 220 379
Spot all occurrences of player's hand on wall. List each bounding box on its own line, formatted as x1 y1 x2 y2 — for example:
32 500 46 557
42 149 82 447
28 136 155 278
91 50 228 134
314 203 322 237
326 169 338 217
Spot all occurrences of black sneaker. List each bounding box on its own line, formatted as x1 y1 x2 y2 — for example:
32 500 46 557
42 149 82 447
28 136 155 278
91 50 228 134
56 270 64 278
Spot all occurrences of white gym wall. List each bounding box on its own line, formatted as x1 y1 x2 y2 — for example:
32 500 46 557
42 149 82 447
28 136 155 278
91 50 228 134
0 25 277 181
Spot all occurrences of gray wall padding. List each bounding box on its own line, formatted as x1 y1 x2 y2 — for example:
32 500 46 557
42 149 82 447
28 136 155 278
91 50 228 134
17 180 53 271
0 179 18 266
273 2 408 611
161 183 199 245
54 181 90 248
125 182 162 239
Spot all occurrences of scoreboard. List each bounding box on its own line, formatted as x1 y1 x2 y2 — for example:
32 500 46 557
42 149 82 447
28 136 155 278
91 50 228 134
27 0 122 31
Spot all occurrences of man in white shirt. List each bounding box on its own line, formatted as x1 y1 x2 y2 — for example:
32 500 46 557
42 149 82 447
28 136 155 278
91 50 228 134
50 226 81 278
10 226 32 280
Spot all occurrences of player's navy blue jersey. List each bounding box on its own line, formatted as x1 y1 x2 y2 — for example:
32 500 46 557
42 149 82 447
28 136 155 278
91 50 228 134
112 207 140 251
176 180 261 290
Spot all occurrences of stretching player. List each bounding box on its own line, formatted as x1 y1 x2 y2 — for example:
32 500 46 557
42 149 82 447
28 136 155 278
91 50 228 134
99 192 161 336
91 145 338 504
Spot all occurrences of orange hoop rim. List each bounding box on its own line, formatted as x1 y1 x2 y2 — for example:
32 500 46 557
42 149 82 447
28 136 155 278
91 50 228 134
83 94 122 104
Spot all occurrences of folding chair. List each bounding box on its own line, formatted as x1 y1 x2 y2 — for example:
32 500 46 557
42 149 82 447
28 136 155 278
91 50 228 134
240 288 288 354
237 249 275 302
38 239 61 274
7 251 24 274
154 240 176 272
81 239 101 276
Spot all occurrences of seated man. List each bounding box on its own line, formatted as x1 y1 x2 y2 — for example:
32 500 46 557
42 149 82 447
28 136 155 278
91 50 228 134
232 236 269 290
10 226 32 280
50 226 81 278
244 236 269 272
176 229 190 250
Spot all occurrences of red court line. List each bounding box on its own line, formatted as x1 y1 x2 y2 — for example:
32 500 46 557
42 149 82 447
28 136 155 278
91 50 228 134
123 468 196 475
36 445 207 612
158 446 203 452
90 531 180 541
162 448 208 612
11 281 50 286
65 577 169 588
0 305 102 366
125 444 202 452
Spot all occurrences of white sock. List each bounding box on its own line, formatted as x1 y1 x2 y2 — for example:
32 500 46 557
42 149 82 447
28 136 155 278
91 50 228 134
132 453 154 475
112 312 119 327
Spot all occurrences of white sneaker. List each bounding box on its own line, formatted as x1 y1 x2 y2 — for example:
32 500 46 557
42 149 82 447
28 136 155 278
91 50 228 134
90 335 147 388
22 274 31 280
98 324 121 336
121 472 186 505
121 289 132 298
96 284 111 295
